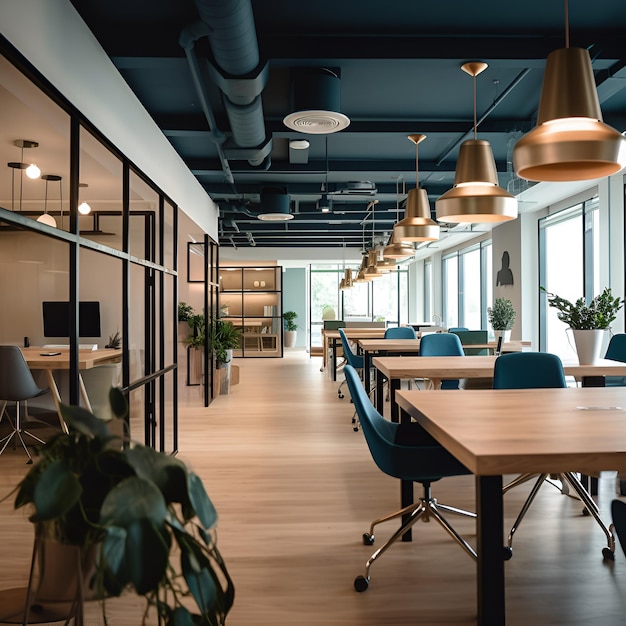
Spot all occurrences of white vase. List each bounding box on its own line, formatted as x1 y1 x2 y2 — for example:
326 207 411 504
494 329 511 343
284 330 297 348
572 329 605 364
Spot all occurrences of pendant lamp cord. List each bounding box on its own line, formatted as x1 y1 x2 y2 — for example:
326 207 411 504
415 141 420 189
473 74 478 141
564 0 569 48
44 178 48 214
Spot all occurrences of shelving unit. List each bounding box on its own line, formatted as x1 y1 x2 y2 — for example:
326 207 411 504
219 266 283 358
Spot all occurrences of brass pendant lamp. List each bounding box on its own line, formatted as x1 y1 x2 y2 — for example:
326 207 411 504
436 63 517 223
393 135 440 242
513 1 626 181
384 177 415 259
353 254 373 282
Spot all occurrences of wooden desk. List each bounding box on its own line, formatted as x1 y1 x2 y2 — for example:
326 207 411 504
396 387 626 625
358 338 421 395
22 348 123 431
323 328 387 380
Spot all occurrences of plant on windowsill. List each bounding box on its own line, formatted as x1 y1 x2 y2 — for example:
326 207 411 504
541 286 625 364
8 388 234 624
487 298 516 342
283 311 298 348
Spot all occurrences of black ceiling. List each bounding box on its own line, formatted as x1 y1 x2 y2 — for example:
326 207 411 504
69 0 626 249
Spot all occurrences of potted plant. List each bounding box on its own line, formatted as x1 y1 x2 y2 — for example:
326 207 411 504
208 318 240 395
283 311 298 348
9 389 234 624
178 301 194 343
541 286 624 364
487 298 516 342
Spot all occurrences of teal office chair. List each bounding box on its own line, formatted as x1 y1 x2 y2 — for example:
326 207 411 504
383 327 417 340
611 500 626 559
344 365 476 592
493 352 615 560
0 346 50 463
447 327 468 333
337 328 364 399
450 329 491 389
604 333 626 386
418 332 464 389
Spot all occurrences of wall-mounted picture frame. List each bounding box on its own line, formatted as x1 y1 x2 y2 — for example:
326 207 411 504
187 242 205 283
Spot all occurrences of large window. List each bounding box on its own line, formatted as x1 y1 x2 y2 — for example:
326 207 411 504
539 198 599 359
442 241 492 330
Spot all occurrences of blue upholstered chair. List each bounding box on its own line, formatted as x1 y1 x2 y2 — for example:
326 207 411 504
604 333 626 386
447 327 468 333
418 332 464 389
494 352 615 560
611 499 626 559
383 327 417 340
344 364 476 592
337 327 363 400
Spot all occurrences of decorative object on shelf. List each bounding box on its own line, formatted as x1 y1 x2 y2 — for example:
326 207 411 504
105 329 121 349
392 134 439 242
10 388 234 624
254 280 260 287
436 63 517 223
487 297 516 343
260 280 266 287
283 311 298 348
542 286 625 364
513 0 626 181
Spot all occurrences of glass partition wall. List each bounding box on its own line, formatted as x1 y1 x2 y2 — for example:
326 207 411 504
0 42 179 452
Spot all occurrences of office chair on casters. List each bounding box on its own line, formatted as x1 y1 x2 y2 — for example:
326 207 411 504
337 328 366 430
418 332 464 389
493 352 615 560
0 346 50 463
604 333 626 386
344 365 477 592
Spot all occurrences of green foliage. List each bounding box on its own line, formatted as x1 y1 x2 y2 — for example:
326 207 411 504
541 286 624 330
209 318 240 364
186 313 206 349
178 301 194 323
12 388 234 624
487 298 516 330
283 311 298 331
105 330 121 349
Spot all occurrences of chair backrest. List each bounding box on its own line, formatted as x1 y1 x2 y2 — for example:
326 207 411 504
605 334 626 362
323 320 346 331
611 499 626 559
344 321 386 328
492 352 566 389
450 329 489 356
338 328 364 369
418 333 464 389
344 365 469 482
384 327 417 340
0 346 47 401
447 327 469 333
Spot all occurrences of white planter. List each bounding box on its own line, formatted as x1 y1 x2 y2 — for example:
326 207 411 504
572 329 605 364
493 329 511 343
284 330 297 348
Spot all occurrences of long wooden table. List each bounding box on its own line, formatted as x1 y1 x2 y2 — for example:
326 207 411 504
22 347 123 431
395 387 626 625
322 328 387 380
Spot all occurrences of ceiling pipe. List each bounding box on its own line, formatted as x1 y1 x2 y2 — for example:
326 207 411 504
191 0 272 165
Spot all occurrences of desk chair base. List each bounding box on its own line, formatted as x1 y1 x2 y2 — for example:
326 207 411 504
354 483 477 592
503 471 615 561
0 402 46 463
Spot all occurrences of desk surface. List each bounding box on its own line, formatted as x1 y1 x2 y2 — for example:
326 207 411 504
373 355 626 381
324 328 387 340
396 387 626 476
22 347 123 370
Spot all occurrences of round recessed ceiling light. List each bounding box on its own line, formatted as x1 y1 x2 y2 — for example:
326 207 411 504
283 110 350 134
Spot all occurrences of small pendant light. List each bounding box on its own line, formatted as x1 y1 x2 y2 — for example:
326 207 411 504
393 135 440 242
36 174 60 228
384 177 416 259
436 63 517 223
513 0 626 181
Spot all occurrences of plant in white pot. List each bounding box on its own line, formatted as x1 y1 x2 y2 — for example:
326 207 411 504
487 298 516 342
283 311 298 348
541 286 624 364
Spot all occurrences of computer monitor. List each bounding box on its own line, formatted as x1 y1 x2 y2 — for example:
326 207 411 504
42 301 101 337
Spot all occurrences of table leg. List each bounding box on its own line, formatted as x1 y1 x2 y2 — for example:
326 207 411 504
375 365 384 413
332 339 337 382
389 378 401 424
399 407 414 542
45 371 68 434
580 375 604 494
476 474 505 625
364 350 372 396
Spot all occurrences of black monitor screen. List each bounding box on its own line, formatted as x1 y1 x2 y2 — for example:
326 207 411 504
42 301 101 338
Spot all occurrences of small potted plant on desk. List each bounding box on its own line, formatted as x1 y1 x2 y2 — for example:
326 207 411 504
283 311 298 348
541 286 624 364
7 389 234 625
487 298 516 343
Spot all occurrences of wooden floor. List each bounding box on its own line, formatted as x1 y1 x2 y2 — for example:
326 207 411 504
2 349 626 624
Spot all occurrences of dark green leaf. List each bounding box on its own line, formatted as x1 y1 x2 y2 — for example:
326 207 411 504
109 387 128 419
60 403 110 439
101 525 129 595
181 545 217 614
187 473 217 530
32 460 82 520
100 477 167 528
167 606 195 626
125 518 170 594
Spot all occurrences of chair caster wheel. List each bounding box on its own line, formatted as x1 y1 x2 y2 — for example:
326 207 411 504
503 546 513 561
354 575 369 592
338 392 344 399
353 426 359 432
602 547 615 561
582 507 591 516
362 533 374 545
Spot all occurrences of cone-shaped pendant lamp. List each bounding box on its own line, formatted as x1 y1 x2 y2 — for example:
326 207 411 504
436 63 517 223
393 135 440 242
513 2 626 181
353 254 373 282
364 249 383 279
383 229 415 259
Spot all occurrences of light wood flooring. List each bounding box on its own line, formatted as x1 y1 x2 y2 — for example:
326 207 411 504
1 349 626 625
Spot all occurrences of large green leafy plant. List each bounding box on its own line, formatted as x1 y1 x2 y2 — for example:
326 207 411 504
11 389 234 625
487 298 516 331
209 318 240 364
541 286 624 330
